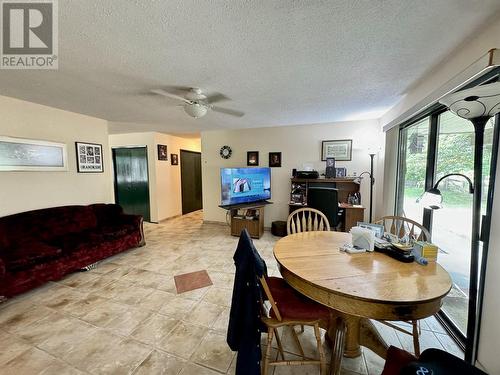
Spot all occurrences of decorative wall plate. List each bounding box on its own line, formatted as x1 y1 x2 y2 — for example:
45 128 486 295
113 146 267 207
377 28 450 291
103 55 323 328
220 145 232 159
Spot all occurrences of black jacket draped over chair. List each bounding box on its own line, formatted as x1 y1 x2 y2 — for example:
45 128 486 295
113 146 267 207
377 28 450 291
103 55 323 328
227 229 267 375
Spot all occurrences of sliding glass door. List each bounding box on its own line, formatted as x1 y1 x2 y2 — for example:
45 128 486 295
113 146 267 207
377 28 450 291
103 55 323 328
395 77 499 359
431 112 494 336
396 118 430 222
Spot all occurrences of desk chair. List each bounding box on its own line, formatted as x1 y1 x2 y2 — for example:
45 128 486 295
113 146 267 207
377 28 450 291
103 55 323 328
287 207 330 234
307 187 342 229
374 215 431 356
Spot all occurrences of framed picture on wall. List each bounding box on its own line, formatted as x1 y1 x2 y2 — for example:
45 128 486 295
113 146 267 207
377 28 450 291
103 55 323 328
321 139 352 161
0 136 67 171
157 144 168 161
75 142 103 173
247 151 259 166
269 152 281 167
171 154 178 165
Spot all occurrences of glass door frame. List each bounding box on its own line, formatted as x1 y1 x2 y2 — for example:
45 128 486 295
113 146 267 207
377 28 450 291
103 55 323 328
394 68 500 363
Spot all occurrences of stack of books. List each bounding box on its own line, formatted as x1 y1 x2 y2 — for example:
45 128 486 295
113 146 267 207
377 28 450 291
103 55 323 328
413 241 438 261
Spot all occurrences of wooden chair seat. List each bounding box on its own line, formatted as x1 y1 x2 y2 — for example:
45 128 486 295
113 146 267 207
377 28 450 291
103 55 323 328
266 276 331 323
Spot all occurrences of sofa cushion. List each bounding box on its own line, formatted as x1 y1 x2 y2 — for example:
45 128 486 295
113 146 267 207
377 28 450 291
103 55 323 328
42 206 98 240
91 204 124 226
1 242 62 272
0 205 98 246
49 231 104 253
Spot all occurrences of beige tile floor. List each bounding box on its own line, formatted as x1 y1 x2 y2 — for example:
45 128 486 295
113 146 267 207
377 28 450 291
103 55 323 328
0 211 462 375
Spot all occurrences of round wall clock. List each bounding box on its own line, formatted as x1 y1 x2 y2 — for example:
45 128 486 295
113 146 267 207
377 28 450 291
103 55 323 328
220 145 232 159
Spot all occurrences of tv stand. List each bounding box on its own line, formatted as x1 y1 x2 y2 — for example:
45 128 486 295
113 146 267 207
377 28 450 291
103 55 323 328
220 202 271 239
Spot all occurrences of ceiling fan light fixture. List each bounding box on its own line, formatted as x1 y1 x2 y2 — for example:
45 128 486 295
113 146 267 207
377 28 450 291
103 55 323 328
184 103 208 118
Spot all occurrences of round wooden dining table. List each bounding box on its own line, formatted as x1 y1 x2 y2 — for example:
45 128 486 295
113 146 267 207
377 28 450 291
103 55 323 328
273 231 452 358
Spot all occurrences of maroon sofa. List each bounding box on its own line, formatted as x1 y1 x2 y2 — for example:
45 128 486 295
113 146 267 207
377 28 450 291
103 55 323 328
0 204 145 299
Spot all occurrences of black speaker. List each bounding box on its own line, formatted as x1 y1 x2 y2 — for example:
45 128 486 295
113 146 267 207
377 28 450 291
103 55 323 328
292 168 297 177
296 171 319 179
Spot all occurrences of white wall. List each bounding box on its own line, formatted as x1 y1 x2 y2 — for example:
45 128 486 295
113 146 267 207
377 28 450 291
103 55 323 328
108 131 201 223
479 144 500 373
382 17 500 129
201 120 384 227
378 16 500 372
0 95 113 217
381 126 399 216
154 133 201 221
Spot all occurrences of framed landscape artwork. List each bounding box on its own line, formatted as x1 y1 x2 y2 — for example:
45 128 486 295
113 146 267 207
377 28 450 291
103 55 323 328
75 142 104 173
0 136 67 171
321 139 352 161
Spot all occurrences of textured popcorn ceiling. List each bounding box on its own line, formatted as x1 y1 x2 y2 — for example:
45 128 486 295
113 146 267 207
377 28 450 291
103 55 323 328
0 1 499 135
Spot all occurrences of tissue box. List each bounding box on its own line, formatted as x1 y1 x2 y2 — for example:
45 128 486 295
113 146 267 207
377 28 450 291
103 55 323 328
413 241 438 261
350 226 375 251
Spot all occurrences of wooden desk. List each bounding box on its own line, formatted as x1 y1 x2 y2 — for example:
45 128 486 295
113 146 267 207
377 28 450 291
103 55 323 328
273 231 452 358
339 203 366 232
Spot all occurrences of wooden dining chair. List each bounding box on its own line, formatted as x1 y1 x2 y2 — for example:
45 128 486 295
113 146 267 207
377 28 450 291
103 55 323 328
260 275 330 375
286 207 331 334
374 215 431 356
287 207 330 235
375 216 431 242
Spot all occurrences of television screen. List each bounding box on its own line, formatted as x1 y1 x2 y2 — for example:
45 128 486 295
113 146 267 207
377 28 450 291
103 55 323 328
220 167 271 206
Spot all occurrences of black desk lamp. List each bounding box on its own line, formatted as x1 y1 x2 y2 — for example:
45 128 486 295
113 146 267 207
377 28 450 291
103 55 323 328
417 173 474 209
426 81 500 363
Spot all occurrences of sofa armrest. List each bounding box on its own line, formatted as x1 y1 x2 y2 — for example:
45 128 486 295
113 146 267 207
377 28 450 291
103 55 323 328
0 256 6 279
117 213 142 226
116 214 145 246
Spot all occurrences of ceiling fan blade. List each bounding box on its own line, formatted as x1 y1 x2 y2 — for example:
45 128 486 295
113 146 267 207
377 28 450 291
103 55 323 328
150 89 191 104
162 85 192 93
205 93 230 104
211 106 244 117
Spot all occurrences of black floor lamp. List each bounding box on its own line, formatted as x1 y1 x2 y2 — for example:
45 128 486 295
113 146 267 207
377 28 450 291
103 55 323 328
421 81 500 363
356 152 376 223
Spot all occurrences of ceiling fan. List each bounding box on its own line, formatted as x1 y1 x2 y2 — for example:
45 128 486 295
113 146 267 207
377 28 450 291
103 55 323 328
150 87 244 119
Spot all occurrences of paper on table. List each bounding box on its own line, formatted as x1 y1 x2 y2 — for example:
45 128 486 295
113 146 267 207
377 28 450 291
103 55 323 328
350 226 375 251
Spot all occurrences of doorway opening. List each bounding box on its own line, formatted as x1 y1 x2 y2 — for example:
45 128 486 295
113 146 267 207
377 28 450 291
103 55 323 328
180 150 202 215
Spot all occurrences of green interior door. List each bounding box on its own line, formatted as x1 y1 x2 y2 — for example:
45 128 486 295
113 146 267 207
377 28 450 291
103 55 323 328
180 150 203 214
112 147 151 222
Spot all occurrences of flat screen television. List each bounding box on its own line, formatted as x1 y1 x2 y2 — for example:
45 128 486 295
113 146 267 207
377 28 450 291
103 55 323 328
220 167 271 206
